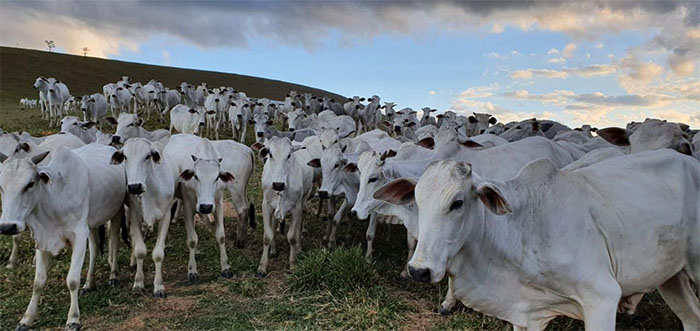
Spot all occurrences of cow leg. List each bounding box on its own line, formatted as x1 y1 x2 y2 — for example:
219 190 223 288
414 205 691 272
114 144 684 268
130 210 147 292
328 199 348 249
401 233 417 279
365 213 378 262
439 277 457 315
323 196 336 241
658 270 700 329
6 233 21 269
183 201 199 282
215 196 232 278
152 213 172 298
580 283 620 331
82 229 99 293
257 201 273 277
287 205 303 268
18 250 50 329
230 189 249 248
108 217 120 284
65 231 88 330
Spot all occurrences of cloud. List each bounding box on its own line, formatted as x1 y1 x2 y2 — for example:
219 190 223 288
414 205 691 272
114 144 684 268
162 50 171 66
595 42 604 49
547 57 566 64
483 52 507 60
511 64 617 80
562 43 577 58
490 23 504 34
547 48 560 55
511 68 569 79
428 90 436 95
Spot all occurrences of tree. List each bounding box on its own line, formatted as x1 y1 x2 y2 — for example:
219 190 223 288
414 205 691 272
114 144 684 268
82 47 90 57
45 40 55 52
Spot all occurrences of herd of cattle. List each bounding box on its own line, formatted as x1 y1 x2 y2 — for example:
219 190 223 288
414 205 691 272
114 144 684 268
0 75 699 330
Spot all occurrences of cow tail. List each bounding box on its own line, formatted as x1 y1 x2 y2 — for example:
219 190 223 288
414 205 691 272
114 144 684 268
120 209 131 249
170 200 179 222
98 225 106 255
248 203 256 229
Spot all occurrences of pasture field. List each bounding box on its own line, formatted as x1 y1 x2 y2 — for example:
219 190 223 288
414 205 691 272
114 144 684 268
0 47 682 330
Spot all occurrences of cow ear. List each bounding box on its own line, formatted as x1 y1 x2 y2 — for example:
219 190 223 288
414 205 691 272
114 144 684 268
460 140 483 148
259 148 269 159
105 117 118 126
266 120 273 125
31 151 50 165
531 121 539 132
475 183 512 215
248 119 255 125
188 108 197 114
111 151 126 165
678 141 693 156
20 142 31 152
179 169 195 180
307 158 321 168
431 109 438 112
488 117 497 125
251 142 264 151
219 172 235 183
408 122 416 128
38 171 50 184
0 152 7 164
82 121 97 129
591 127 598 132
468 116 477 124
343 162 358 172
207 110 216 115
191 155 198 162
150 151 161 163
596 127 631 146
373 178 416 205
416 137 435 149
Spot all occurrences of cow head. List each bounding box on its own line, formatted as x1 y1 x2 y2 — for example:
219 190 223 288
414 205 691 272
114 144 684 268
261 137 301 193
499 118 541 142
111 138 164 196
0 151 51 235
350 151 392 220
312 145 349 198
179 153 235 215
112 113 143 146
375 161 511 283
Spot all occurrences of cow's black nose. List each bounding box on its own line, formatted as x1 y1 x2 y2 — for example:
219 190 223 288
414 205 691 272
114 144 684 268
81 108 87 112
215 99 219 102
394 126 402 132
480 129 485 134
111 135 121 144
237 114 242 118
49 89 55 93
257 132 264 138
408 266 431 283
318 190 329 199
306 106 310 110
272 182 286 191
127 183 144 195
198 204 214 214
0 224 19 236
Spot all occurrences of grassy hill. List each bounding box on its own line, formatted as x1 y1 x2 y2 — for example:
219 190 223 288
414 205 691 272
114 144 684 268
0 46 343 132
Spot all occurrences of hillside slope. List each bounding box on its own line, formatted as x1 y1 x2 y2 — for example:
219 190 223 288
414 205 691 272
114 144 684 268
0 46 344 132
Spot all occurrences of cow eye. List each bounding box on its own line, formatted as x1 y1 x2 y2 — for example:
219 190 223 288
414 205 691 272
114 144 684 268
74 122 78 125
334 163 340 169
25 181 35 191
449 200 463 211
515 126 521 129
287 154 291 159
145 154 151 160
368 177 378 183
194 175 199 181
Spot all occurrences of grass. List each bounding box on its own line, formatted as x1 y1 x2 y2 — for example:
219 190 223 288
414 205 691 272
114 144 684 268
0 47 684 330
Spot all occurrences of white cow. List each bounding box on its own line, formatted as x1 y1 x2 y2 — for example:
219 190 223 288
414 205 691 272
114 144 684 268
108 86 132 116
80 93 109 123
377 149 700 330
45 79 71 127
130 82 157 119
60 116 99 144
169 104 206 135
155 89 182 122
111 138 178 297
0 143 126 330
256 137 315 277
597 118 694 157
107 113 171 147
165 134 255 282
229 99 252 143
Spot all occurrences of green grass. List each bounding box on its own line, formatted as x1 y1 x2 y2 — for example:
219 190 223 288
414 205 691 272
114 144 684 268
0 46 684 330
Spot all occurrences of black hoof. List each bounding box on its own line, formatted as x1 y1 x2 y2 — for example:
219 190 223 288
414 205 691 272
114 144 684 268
438 307 452 316
255 271 267 278
108 279 118 287
188 273 199 283
153 290 167 298
132 286 145 293
79 288 93 296
15 324 30 331
65 323 82 331
221 269 233 279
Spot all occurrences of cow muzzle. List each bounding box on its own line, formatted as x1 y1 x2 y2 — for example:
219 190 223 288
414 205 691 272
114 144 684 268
256 132 264 138
272 182 286 192
111 135 122 145
0 223 19 236
236 114 242 118
127 183 145 195
198 204 214 214
408 266 431 283
317 190 329 199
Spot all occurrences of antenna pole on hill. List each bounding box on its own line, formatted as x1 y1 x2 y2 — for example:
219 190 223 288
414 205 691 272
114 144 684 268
82 47 90 57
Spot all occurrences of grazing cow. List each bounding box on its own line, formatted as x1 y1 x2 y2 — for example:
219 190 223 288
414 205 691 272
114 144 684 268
80 93 109 123
165 134 255 281
256 137 314 277
107 113 171 147
0 144 126 330
111 138 178 297
169 105 207 135
377 150 700 330
109 86 132 116
229 99 252 142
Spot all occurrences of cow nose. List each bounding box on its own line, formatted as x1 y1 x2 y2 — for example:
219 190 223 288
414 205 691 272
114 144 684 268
81 108 87 112
49 89 55 93
198 204 214 214
111 135 121 144
480 129 485 134
289 128 295 132
199 122 205 126
215 99 219 102
318 190 329 199
127 183 144 195
408 266 431 283
272 182 286 191
306 106 310 110
394 126 402 132
0 223 19 236
256 132 264 138
237 114 242 118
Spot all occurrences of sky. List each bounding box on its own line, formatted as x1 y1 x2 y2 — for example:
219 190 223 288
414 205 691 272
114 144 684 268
1 1 699 128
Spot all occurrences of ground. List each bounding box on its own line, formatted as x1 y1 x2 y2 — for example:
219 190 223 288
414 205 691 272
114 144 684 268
0 48 683 330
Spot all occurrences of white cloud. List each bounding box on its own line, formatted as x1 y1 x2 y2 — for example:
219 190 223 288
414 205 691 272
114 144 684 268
510 50 521 56
490 23 504 34
547 57 566 64
428 90 436 95
563 43 577 58
547 48 560 55
162 50 171 65
483 52 507 60
595 42 604 49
